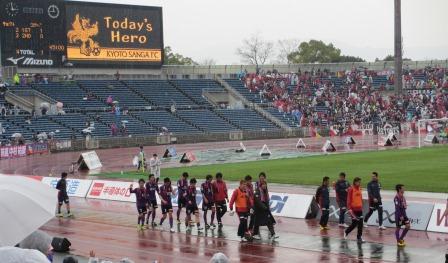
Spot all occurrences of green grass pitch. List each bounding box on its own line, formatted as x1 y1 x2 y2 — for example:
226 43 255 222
97 146 448 193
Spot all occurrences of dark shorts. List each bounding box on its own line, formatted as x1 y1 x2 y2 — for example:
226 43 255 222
178 198 187 208
215 200 227 209
58 193 69 205
161 204 173 214
137 205 147 214
147 199 158 209
396 216 410 228
202 201 215 211
337 200 347 209
186 204 199 215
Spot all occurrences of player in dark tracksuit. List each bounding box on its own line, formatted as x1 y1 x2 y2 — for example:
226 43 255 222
335 172 350 227
316 177 330 230
394 184 410 247
364 172 386 229
145 174 160 227
129 179 147 231
56 172 72 217
176 172 189 224
201 175 216 229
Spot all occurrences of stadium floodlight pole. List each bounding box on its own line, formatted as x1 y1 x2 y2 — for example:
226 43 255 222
394 0 403 95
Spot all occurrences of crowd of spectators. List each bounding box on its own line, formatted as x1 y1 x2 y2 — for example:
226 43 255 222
242 67 448 132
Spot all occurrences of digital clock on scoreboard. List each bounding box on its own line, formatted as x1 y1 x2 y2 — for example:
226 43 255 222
0 0 66 67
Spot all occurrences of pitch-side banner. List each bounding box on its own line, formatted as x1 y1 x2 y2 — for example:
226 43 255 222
366 200 433 231
42 177 92 198
427 202 448 233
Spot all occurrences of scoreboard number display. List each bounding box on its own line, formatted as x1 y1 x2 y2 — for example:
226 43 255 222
0 0 163 68
0 0 66 67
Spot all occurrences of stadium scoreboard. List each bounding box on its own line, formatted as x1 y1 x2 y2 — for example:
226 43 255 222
0 0 66 67
0 0 163 68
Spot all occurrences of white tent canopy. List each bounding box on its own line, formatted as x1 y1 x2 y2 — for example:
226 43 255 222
0 175 57 247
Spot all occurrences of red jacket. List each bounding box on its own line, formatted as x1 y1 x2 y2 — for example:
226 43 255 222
212 180 228 202
229 188 252 213
347 185 363 212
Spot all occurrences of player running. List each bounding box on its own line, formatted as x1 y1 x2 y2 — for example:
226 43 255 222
316 176 330 230
230 180 253 242
335 172 350 227
129 179 147 231
56 172 73 217
364 172 386 230
344 177 365 243
176 172 189 224
212 172 228 228
185 178 203 231
394 184 410 247
145 174 160 228
159 177 176 233
201 175 216 229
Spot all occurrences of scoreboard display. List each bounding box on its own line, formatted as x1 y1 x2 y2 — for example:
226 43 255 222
65 1 163 67
0 0 163 68
0 0 66 67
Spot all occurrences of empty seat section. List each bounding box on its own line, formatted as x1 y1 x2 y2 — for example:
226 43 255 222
171 79 224 105
134 111 201 134
177 109 238 133
216 109 279 131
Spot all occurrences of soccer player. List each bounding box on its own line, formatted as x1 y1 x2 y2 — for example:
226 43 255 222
316 176 330 230
364 172 386 229
394 184 410 247
159 177 175 233
176 172 189 224
201 175 216 229
253 172 278 240
212 172 228 228
230 180 253 241
149 154 161 183
245 175 256 234
56 172 72 217
185 178 203 231
344 177 365 243
129 179 147 231
137 146 146 172
145 174 160 227
335 172 350 227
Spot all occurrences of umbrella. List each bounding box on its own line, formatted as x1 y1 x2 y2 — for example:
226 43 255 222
0 247 49 263
11 133 22 138
0 175 57 247
113 101 119 104
40 102 50 109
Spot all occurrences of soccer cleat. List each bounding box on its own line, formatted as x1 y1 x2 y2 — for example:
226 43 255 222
363 224 368 228
186 226 192 232
197 226 204 231
343 232 348 240
252 234 261 240
177 219 181 225
378 225 387 230
319 225 326 231
210 223 216 229
397 240 406 247
56 213 63 218
218 222 223 228
170 228 175 233
339 223 349 228
324 226 330 230
137 225 143 231
240 237 246 242
151 222 158 227
269 234 279 240
67 212 74 217
205 224 210 229
357 238 366 243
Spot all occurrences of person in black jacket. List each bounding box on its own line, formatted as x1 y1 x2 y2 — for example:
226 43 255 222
316 176 330 230
251 172 278 240
364 172 386 230
56 172 72 217
335 172 350 227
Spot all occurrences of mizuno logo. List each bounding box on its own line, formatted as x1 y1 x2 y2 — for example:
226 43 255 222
7 57 24 65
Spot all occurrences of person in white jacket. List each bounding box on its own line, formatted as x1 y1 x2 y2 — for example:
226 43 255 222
149 153 161 182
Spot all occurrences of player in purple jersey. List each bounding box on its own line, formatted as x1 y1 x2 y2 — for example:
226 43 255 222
129 179 147 231
176 172 189 224
394 184 410 247
186 178 203 231
201 175 216 229
145 174 160 228
159 177 175 233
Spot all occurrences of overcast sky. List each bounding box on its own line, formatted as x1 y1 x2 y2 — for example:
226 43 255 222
76 0 448 64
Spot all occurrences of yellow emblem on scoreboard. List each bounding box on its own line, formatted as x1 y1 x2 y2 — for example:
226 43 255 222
67 14 100 56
